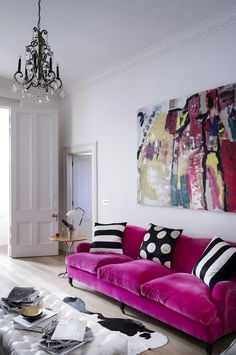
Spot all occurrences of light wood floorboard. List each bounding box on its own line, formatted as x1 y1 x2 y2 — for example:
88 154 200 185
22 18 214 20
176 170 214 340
0 246 235 355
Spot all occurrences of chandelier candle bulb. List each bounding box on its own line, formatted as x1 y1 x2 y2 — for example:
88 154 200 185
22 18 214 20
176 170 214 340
56 65 59 79
33 53 37 68
18 57 21 72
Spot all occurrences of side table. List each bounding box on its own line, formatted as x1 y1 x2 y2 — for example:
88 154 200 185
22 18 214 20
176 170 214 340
50 234 87 277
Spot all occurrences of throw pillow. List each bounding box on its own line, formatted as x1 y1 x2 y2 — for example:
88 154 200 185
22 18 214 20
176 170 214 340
139 223 182 268
192 237 236 289
90 222 127 254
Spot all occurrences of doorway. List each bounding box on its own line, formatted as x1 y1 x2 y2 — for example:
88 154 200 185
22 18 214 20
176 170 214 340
65 143 97 242
0 107 10 248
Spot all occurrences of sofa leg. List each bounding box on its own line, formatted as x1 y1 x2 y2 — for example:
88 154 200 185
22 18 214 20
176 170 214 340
68 277 73 287
120 302 125 314
205 343 213 354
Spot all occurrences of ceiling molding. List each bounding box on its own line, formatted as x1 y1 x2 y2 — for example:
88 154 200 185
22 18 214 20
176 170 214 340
67 6 236 95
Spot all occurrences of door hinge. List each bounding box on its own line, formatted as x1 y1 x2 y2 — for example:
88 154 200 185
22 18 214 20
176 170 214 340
72 200 74 207
72 160 74 167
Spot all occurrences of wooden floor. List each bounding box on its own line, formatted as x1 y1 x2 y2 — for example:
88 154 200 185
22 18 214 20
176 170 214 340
0 246 235 355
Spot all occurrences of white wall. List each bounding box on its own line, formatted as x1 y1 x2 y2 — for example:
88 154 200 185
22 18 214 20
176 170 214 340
59 16 236 241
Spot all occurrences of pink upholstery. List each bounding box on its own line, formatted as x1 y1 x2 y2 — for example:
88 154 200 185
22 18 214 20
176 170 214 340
211 275 236 334
122 225 147 259
171 235 210 273
98 259 174 295
66 224 236 347
67 264 222 343
76 242 91 253
141 273 217 324
66 252 132 274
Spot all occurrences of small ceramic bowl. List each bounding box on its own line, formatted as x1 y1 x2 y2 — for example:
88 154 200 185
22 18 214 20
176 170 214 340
21 305 44 320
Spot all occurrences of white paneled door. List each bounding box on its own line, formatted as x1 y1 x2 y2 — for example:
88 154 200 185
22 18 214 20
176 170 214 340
72 155 92 239
10 110 59 257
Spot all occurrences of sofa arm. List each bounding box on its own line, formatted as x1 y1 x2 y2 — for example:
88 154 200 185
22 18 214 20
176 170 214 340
211 276 236 332
76 242 91 253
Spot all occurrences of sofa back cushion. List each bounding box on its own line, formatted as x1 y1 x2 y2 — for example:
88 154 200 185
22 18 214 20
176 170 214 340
122 225 147 259
171 235 210 273
172 235 236 274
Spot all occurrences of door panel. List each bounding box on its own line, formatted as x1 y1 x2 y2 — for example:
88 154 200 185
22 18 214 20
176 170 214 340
72 155 92 239
10 109 58 257
16 113 33 210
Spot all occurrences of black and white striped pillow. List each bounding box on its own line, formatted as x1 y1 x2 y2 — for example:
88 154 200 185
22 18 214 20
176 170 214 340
192 237 236 289
90 222 127 254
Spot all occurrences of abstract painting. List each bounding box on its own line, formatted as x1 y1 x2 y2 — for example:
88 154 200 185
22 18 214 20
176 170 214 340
137 83 236 212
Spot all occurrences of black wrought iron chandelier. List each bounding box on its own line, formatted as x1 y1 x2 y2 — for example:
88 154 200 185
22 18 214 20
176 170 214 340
12 0 65 103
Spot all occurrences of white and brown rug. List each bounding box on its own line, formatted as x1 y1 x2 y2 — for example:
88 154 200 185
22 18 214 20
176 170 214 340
220 339 236 355
63 296 168 355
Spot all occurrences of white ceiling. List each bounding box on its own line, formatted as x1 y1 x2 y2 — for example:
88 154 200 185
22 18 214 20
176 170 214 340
0 0 235 90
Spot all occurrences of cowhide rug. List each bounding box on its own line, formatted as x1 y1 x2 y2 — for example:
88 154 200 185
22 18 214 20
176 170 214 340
220 338 236 355
63 296 168 355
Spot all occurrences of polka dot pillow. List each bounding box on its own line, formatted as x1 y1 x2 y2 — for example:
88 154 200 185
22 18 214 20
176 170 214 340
139 223 183 268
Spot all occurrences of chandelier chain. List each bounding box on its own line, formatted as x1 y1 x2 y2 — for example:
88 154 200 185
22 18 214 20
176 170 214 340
38 0 41 30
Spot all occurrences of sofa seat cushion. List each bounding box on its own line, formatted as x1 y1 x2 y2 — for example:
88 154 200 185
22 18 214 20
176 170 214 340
66 252 133 275
141 273 217 325
98 259 175 295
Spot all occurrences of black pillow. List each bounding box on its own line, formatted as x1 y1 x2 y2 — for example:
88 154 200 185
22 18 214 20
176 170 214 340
139 223 182 268
90 222 127 254
192 237 236 289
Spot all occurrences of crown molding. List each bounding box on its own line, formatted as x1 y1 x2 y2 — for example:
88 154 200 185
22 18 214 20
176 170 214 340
67 6 236 95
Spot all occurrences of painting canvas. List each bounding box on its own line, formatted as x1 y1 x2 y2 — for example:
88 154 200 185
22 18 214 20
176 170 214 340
137 83 236 212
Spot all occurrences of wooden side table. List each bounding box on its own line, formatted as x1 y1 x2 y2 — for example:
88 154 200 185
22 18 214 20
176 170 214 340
50 234 87 277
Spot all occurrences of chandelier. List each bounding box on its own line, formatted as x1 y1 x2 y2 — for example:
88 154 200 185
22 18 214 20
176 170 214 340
12 0 65 103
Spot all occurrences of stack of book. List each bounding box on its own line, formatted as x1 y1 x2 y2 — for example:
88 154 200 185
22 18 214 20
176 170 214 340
13 308 58 333
39 319 94 354
0 287 42 313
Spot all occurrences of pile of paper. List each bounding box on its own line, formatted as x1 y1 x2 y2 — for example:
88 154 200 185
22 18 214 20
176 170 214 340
0 287 42 312
39 319 94 355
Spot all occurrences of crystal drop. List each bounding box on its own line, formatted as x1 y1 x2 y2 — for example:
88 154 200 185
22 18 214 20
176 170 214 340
11 84 17 93
60 89 65 98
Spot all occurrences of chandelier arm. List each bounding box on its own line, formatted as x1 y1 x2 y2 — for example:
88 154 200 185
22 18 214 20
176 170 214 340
14 71 24 84
14 70 34 88
56 77 63 89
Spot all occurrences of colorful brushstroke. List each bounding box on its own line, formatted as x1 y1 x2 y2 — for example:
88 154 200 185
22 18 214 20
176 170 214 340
137 83 236 212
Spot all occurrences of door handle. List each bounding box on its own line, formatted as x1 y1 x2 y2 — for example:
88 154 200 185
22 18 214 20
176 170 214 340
52 213 58 221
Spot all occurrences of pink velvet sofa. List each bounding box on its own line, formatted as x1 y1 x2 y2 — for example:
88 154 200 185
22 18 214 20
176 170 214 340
66 225 236 353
